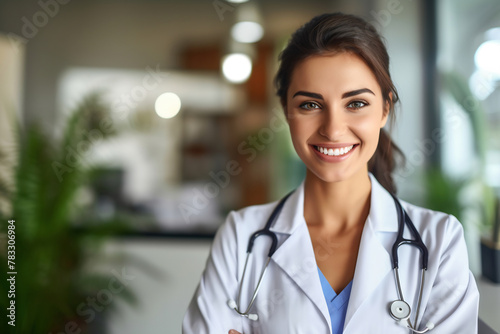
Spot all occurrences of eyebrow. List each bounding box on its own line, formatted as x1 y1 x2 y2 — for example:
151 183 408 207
292 88 375 99
292 91 324 100
342 88 375 98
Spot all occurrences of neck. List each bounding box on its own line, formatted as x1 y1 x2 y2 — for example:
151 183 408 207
303 169 372 233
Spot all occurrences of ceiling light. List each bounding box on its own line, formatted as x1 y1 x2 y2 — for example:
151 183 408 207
231 21 264 43
221 53 252 83
155 92 181 119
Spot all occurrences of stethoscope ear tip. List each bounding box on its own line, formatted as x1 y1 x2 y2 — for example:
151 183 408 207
227 299 259 321
397 320 435 333
227 299 237 309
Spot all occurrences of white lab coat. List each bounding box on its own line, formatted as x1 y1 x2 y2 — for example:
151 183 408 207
183 174 479 333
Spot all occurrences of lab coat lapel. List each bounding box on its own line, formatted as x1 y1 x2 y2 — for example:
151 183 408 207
269 182 332 329
343 174 398 332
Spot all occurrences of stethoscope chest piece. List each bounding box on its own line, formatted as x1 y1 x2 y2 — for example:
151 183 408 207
390 299 411 321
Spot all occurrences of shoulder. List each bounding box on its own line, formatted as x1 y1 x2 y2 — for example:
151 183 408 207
399 201 475 296
400 200 465 250
235 200 280 222
401 200 461 229
221 200 281 234
210 200 284 266
214 200 282 240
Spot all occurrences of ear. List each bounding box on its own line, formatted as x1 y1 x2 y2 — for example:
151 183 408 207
380 92 392 128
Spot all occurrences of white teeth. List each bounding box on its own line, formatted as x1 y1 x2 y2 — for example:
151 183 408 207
316 145 354 156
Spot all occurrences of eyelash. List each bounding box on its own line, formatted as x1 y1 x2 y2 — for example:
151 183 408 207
298 100 369 111
299 102 321 110
347 100 369 110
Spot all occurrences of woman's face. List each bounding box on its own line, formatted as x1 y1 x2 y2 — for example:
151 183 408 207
286 52 389 183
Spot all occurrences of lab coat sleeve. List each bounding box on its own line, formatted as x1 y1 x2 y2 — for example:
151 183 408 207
182 211 244 334
419 215 479 333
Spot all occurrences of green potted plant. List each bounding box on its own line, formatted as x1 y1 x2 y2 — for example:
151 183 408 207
0 93 159 333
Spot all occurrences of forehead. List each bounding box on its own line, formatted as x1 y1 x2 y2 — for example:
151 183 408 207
288 53 381 96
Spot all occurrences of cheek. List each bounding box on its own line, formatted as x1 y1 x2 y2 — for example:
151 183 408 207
287 117 317 157
288 117 310 139
353 116 383 146
288 120 306 149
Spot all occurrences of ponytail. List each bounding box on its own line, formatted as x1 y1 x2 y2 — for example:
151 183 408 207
368 129 405 194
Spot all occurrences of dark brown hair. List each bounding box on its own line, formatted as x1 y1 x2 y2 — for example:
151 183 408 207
274 12 405 193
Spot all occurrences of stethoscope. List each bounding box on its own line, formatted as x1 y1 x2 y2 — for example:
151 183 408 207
227 191 435 333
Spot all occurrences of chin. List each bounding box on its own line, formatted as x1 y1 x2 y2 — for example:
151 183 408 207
307 167 354 184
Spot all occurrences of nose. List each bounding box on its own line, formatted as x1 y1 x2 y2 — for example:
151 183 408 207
319 109 347 140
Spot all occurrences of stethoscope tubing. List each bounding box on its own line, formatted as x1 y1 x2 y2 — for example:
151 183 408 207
390 193 429 270
231 189 432 331
231 192 293 318
246 192 292 257
236 253 271 316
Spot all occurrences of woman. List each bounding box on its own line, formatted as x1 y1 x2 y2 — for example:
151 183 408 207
183 13 479 334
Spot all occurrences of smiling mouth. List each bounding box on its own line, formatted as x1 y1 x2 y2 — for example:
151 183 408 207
314 145 358 157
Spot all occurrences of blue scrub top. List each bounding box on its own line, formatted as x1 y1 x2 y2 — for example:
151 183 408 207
317 267 353 334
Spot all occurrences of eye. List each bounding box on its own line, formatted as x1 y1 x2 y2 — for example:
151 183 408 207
299 102 321 111
347 100 368 110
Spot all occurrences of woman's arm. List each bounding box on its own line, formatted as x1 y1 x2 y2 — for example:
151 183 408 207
418 215 479 333
182 211 245 334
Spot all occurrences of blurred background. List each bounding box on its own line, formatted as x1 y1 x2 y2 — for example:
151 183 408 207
0 0 499 333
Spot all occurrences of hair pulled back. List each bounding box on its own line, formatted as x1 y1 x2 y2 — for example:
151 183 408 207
274 12 404 193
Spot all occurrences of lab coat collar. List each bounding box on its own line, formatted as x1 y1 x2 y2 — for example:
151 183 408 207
268 180 306 235
269 173 398 235
366 173 399 233
268 173 399 332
